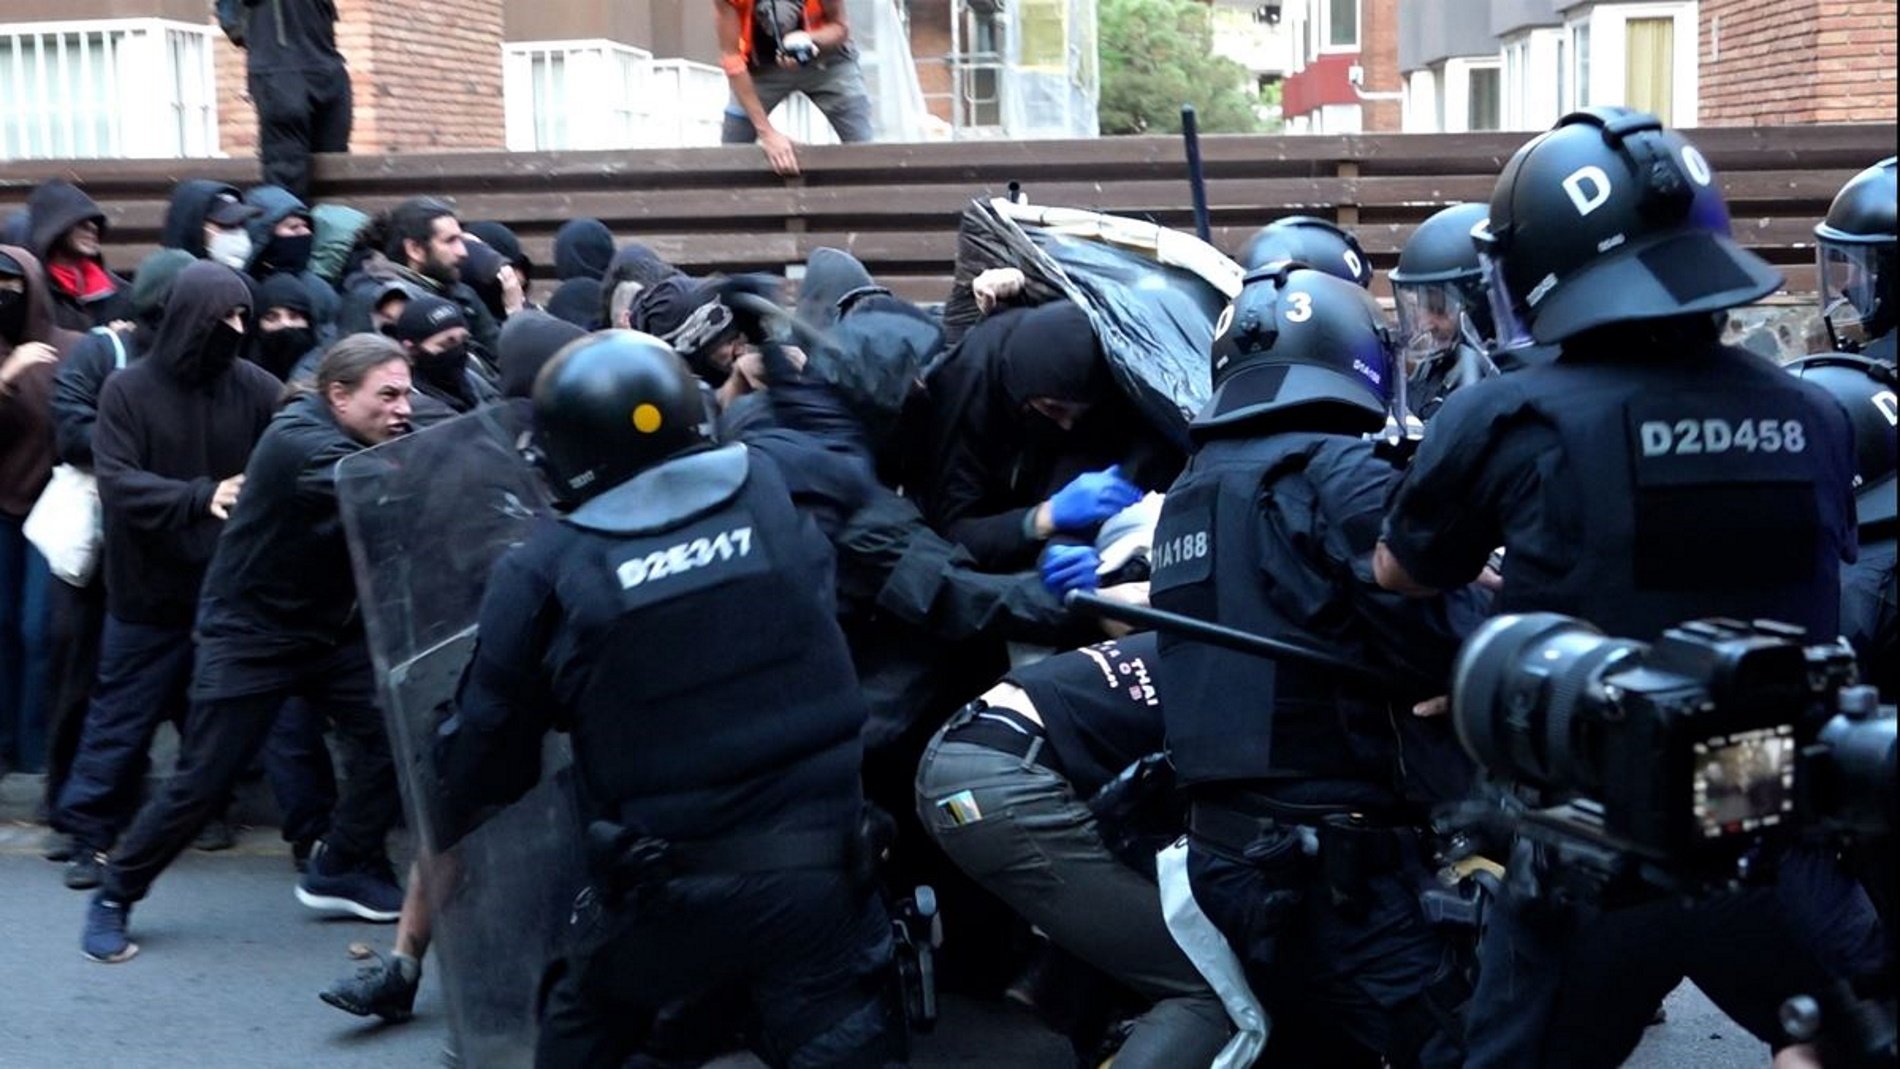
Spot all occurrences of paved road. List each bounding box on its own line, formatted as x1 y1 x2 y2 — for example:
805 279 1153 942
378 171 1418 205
0 821 1768 1068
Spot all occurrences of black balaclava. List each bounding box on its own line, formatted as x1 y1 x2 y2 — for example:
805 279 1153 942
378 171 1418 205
545 277 604 329
148 260 252 386
253 273 316 380
497 310 587 399
553 218 615 282
0 251 26 342
462 239 508 323
391 294 471 396
997 300 1111 411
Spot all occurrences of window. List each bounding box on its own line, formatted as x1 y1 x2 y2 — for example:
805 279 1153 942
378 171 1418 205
1503 40 1528 128
1467 65 1501 130
1324 0 1358 50
0 19 217 160
1556 36 1570 112
1625 16 1674 124
964 12 1004 128
1570 19 1591 107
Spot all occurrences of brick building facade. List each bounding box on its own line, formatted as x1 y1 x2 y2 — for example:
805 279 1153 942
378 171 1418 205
1701 0 1896 125
216 0 506 158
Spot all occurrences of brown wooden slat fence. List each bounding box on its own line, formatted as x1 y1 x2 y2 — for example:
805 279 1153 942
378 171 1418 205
2 125 1892 304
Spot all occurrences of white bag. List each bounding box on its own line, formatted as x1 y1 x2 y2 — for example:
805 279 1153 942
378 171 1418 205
24 463 102 587
22 327 125 588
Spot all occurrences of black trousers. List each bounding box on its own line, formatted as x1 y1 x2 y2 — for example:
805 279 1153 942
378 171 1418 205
39 574 105 817
538 869 906 1069
101 637 397 904
250 64 351 199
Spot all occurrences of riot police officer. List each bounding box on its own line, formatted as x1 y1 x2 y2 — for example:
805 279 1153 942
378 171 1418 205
1235 215 1374 288
1814 156 1895 364
1373 108 1871 1068
1389 202 1503 421
434 331 907 1068
1150 263 1486 1067
1790 354 1897 699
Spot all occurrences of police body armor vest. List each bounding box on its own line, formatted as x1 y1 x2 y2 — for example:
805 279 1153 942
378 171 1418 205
1151 434 1377 788
1492 346 1853 642
553 446 867 841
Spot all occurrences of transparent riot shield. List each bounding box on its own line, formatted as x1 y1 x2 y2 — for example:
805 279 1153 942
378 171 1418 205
336 401 583 1068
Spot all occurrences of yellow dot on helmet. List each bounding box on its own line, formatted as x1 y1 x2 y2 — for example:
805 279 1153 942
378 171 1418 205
631 403 664 434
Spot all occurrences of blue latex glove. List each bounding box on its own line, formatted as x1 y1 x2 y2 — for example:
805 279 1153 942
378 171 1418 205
1040 544 1101 596
1047 465 1142 532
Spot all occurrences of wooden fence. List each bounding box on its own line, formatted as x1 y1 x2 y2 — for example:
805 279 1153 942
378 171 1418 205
2 124 1893 304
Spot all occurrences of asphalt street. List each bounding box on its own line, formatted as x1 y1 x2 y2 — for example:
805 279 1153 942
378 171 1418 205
0 821 1770 1069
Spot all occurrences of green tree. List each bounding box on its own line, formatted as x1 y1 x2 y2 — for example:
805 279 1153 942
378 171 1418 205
1099 0 1263 135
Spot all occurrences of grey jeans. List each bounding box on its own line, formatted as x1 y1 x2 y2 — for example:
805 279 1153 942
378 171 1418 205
722 56 874 144
916 718 1231 1069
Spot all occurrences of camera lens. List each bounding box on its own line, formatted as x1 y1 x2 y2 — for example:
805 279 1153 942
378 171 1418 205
1452 613 1644 793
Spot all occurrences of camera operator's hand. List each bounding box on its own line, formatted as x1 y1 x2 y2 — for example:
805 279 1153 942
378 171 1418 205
1412 695 1449 718
1040 544 1101 597
779 31 819 67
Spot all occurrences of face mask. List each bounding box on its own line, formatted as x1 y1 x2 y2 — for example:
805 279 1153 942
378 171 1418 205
198 319 245 378
260 233 313 275
207 228 254 271
0 289 25 343
254 325 315 380
416 341 468 380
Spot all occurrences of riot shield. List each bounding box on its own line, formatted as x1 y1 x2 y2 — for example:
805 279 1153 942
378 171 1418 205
944 198 1243 447
336 401 584 1068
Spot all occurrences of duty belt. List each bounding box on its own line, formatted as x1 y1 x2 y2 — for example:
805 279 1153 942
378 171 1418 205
942 702 1066 779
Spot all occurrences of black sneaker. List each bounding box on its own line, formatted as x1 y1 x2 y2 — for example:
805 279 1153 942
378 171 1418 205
319 952 419 1021
296 842 403 922
82 894 138 964
65 851 106 891
193 818 237 852
43 831 82 862
292 839 316 874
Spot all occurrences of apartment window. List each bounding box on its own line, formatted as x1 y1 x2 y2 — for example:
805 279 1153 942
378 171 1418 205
1556 36 1570 112
1467 64 1501 130
1625 16 1674 124
0 20 217 160
1502 40 1528 128
1324 0 1359 50
1570 20 1591 107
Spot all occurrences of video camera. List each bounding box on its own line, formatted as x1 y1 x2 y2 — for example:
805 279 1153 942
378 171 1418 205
1451 613 1893 888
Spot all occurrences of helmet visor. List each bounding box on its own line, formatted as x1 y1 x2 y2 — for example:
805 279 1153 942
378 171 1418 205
1394 281 1476 366
1477 244 1533 353
1818 239 1892 350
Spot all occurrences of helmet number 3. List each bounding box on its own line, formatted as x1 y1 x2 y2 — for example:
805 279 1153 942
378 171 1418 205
1285 292 1313 323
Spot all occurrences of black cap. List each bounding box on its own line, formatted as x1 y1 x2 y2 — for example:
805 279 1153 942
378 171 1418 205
205 191 262 228
390 294 467 344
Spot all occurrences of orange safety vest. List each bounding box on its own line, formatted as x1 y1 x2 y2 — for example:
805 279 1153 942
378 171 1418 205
728 0 833 66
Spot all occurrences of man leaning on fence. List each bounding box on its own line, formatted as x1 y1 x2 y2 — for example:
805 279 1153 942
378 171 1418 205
715 0 875 177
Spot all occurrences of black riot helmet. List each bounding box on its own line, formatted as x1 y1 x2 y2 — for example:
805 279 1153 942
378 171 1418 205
1814 157 1897 354
1390 202 1499 417
529 330 711 505
1474 107 1781 346
1237 215 1374 288
1193 262 1394 438
1787 353 1898 531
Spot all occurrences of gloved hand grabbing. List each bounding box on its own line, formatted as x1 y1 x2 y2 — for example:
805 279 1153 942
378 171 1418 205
1040 544 1102 596
1047 465 1142 532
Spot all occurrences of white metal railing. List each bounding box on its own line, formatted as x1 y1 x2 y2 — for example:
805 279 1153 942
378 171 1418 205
0 18 218 160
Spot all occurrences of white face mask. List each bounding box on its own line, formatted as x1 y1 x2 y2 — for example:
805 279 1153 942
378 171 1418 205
207 228 254 271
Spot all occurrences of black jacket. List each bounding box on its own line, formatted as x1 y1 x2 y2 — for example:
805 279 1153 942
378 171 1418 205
239 0 345 72
25 180 132 331
194 392 370 655
93 263 280 627
52 327 148 469
341 253 501 370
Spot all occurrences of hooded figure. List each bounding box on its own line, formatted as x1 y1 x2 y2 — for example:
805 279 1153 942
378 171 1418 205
795 247 879 329
465 221 533 283
160 180 261 266
1 245 86 517
918 299 1175 570
26 180 133 331
91 261 280 629
242 185 340 337
252 274 323 383
459 239 511 325
599 242 683 329
496 310 587 400
388 294 497 425
545 277 604 330
552 218 615 282
309 203 372 288
51 249 198 471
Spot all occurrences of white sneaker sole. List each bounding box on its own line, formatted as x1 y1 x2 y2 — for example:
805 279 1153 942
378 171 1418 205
295 886 401 923
83 941 139 964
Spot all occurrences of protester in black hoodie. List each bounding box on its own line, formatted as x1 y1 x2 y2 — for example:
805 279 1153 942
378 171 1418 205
26 180 133 331
552 217 615 282
52 262 279 887
495 310 586 400
244 184 340 337
252 274 324 383
84 333 414 964
220 0 351 199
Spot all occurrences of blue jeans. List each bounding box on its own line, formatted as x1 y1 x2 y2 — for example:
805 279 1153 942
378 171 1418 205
0 514 53 772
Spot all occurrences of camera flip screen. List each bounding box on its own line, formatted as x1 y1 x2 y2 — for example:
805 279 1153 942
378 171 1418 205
1692 725 1798 839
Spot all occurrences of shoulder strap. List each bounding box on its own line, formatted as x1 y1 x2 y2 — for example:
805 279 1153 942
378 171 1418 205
90 326 129 370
